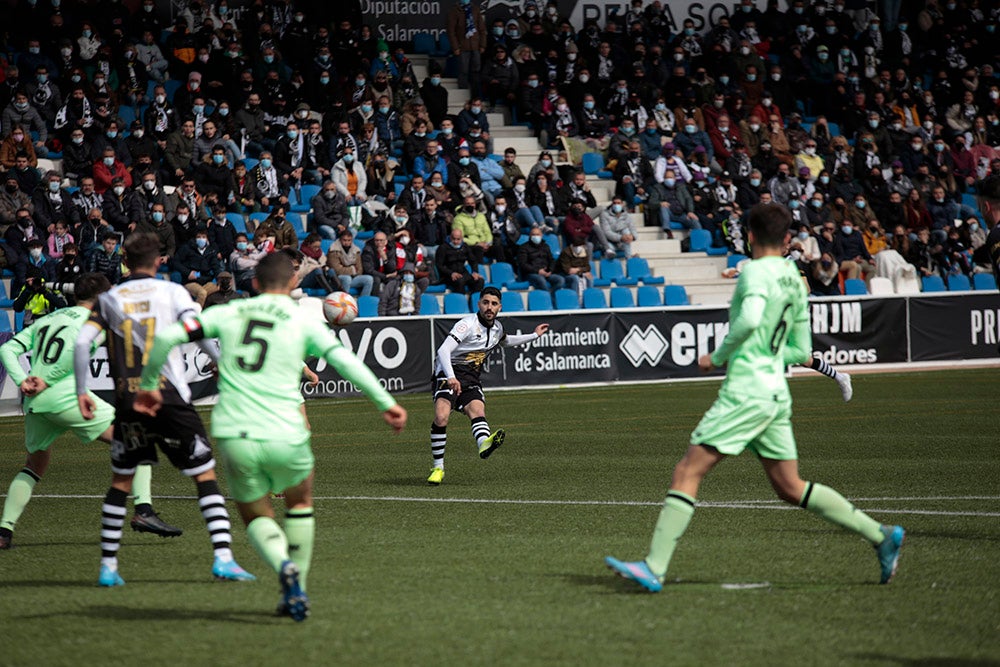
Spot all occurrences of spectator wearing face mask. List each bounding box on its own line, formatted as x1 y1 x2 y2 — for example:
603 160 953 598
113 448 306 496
101 176 144 235
600 197 637 259
451 196 492 267
1 94 48 153
435 228 484 294
33 171 81 233
326 227 373 297
173 225 223 305
310 182 348 240
378 262 423 316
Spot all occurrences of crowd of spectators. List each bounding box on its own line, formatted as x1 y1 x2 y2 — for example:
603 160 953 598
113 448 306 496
0 0 998 325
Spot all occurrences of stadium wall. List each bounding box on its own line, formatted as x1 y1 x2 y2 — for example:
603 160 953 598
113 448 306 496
0 291 995 416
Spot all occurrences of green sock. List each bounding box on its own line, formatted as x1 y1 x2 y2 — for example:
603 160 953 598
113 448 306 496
800 482 884 545
1 470 40 532
246 516 290 573
646 491 696 577
132 465 153 507
284 508 315 592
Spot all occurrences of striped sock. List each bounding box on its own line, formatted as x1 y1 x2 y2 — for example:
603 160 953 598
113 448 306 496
1 468 40 533
285 508 315 592
100 487 129 570
196 480 233 561
646 491 697 578
810 357 841 381
431 423 447 469
471 417 491 447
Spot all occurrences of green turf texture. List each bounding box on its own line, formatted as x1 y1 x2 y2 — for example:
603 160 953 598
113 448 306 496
0 369 998 667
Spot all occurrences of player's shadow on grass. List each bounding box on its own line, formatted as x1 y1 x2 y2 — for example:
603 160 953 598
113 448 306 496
25 604 279 625
848 653 1000 666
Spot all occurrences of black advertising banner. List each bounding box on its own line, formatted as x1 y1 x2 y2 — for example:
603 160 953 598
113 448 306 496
613 308 730 381
808 297 908 365
909 294 1000 361
302 318 434 398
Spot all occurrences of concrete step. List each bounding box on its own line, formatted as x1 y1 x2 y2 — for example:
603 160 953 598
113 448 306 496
633 238 682 257
490 126 533 138
650 259 725 282
686 282 737 305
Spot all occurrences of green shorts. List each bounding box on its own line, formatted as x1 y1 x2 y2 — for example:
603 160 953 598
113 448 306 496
217 436 314 503
24 394 115 453
690 390 798 461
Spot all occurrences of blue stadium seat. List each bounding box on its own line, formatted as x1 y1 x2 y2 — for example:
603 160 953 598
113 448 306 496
590 260 611 287
626 257 664 285
444 292 470 314
554 288 578 310
436 33 452 58
843 278 867 295
225 213 247 234
688 229 712 252
609 287 635 308
921 276 946 293
0 310 11 332
582 287 607 309
413 33 435 55
527 290 552 310
600 258 639 286
947 274 971 291
118 106 137 130
581 152 604 175
291 184 321 213
419 293 440 315
543 233 561 258
425 283 446 293
663 285 690 306
501 291 524 312
357 296 379 318
636 285 661 307
249 212 269 227
490 262 530 290
974 273 997 291
285 211 308 239
828 122 841 136
727 253 748 268
320 238 333 255
242 158 259 172
163 79 182 103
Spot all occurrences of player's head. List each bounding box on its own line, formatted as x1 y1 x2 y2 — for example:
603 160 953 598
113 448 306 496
254 251 296 293
478 286 502 323
747 202 792 253
976 175 1000 230
123 233 161 271
74 272 112 304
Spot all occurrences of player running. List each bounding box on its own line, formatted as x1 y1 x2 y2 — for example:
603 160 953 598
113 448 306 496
133 252 407 621
74 234 254 586
0 274 178 549
605 204 904 591
428 286 549 485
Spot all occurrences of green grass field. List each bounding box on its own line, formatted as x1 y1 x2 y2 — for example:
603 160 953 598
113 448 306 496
1 369 998 667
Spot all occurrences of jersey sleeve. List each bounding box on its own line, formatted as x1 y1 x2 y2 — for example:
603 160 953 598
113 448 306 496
306 319 397 412
0 326 33 386
782 280 811 366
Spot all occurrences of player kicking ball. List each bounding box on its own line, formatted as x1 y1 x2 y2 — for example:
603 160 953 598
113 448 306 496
605 204 904 591
134 253 407 621
428 286 549 485
0 274 179 549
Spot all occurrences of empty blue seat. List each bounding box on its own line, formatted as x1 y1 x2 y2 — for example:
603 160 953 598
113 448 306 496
425 283 447 293
663 285 690 306
490 262 530 290
688 229 712 252
637 285 661 307
501 291 524 312
419 294 441 315
727 253 748 268
320 238 333 255
554 288 578 310
527 290 552 310
921 276 946 293
291 184 321 213
973 273 997 291
413 33 435 55
600 258 639 286
285 211 308 239
626 257 664 285
843 278 867 295
357 296 379 318
542 233 561 258
609 287 635 308
444 292 470 314
590 260 611 287
582 287 607 309
225 213 247 234
947 274 971 291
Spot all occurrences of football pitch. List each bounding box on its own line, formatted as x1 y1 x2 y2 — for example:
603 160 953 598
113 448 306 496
1 368 998 667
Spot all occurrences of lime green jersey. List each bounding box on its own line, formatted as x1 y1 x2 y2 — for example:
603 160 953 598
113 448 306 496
141 293 397 441
0 306 95 413
710 256 811 399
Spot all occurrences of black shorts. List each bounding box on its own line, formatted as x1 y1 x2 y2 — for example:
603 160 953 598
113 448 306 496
432 374 486 414
111 403 215 476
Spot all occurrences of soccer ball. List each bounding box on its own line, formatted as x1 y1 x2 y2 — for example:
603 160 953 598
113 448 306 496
323 291 359 326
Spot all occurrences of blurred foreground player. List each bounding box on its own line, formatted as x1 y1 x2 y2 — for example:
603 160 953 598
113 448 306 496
605 204 905 591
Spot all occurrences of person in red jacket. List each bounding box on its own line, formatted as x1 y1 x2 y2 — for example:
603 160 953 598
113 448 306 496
562 199 612 258
92 146 132 194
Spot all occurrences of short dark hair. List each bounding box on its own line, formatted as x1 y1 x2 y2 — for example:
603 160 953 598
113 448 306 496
480 286 502 301
74 272 112 302
978 175 1000 203
748 203 792 248
123 233 160 270
256 251 295 290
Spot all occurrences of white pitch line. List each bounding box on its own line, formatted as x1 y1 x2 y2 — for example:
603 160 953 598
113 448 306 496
14 494 1000 517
